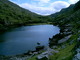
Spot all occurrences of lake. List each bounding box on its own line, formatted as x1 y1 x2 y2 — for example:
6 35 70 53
0 25 60 56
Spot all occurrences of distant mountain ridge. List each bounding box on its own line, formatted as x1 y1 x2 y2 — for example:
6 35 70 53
50 4 75 17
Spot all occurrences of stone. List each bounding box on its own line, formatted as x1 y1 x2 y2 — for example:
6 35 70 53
52 46 57 49
33 52 38 55
58 35 72 44
61 45 66 49
76 53 80 60
78 30 80 33
73 48 80 60
64 29 68 32
36 46 44 51
37 47 59 60
37 54 48 60
63 32 72 35
69 40 74 45
77 37 80 41
76 48 80 53
65 24 71 27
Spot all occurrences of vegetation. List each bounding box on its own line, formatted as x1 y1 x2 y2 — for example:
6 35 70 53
0 0 50 32
28 1 80 60
49 33 79 60
48 1 80 60
0 0 80 60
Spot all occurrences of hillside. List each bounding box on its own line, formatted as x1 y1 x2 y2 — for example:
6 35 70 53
0 0 49 32
50 4 74 17
0 0 80 60
28 1 80 60
48 1 80 60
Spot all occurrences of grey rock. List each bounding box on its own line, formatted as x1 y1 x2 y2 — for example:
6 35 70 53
61 45 66 49
76 48 80 53
69 40 74 45
78 30 80 33
58 35 72 44
77 37 80 41
37 47 59 60
52 46 57 49
75 53 80 60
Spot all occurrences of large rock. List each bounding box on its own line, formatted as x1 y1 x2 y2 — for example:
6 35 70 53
36 46 44 51
77 37 80 42
61 45 66 49
52 46 57 49
37 48 59 60
58 35 72 44
76 48 80 53
76 53 80 60
69 40 74 45
37 54 48 60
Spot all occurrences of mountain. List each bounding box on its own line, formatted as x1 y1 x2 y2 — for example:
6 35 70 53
48 1 80 60
0 0 80 60
0 0 48 31
50 1 80 29
50 4 74 17
74 0 80 11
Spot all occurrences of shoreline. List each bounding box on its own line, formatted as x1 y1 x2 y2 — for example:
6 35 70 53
0 23 52 34
0 23 79 60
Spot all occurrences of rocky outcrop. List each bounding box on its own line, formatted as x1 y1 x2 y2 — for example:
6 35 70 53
37 46 59 60
73 48 80 60
58 35 72 44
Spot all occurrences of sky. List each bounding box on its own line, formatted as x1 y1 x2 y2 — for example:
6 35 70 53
9 0 79 15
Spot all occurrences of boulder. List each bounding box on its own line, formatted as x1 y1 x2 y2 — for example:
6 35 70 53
76 48 80 53
36 46 44 51
52 46 57 49
33 52 38 55
77 37 80 42
37 54 48 60
58 35 72 44
76 53 80 60
61 45 66 49
78 30 80 33
69 40 74 45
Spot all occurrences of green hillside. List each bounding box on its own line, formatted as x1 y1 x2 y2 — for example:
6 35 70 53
0 0 80 60
0 0 49 31
48 1 80 60
29 1 80 60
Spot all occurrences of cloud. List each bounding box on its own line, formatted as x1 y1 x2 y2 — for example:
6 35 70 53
19 1 70 15
68 0 79 4
31 0 51 7
19 3 54 15
10 0 80 15
51 1 70 10
33 0 50 3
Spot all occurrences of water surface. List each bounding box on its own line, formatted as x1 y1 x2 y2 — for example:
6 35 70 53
0 25 60 55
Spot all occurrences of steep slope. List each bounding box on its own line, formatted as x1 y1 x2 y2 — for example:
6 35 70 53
48 1 80 60
49 4 75 24
0 0 80 60
50 1 80 29
50 4 74 17
0 0 47 31
26 1 80 60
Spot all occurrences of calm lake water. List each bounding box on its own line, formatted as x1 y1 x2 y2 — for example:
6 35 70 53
0 25 60 56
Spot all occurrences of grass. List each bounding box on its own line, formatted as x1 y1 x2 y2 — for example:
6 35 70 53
49 34 78 60
50 43 76 60
28 42 76 60
27 33 79 60
28 55 37 60
25 23 52 26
